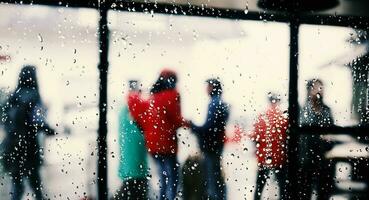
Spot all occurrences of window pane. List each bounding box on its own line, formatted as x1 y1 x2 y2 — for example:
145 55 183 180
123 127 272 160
107 11 289 199
0 4 99 199
298 25 369 199
299 25 369 127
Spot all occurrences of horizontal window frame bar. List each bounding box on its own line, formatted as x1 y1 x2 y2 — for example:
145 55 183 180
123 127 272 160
297 126 369 135
1 1 369 29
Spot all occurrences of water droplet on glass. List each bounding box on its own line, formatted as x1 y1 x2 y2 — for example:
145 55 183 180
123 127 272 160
265 157 272 165
37 33 43 43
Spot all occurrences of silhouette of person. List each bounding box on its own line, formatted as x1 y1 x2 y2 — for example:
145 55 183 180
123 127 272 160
251 92 288 200
298 78 334 200
1 65 56 200
190 78 230 200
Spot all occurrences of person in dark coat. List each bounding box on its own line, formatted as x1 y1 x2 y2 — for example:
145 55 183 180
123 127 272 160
190 78 230 200
298 78 334 200
128 69 188 200
1 65 56 200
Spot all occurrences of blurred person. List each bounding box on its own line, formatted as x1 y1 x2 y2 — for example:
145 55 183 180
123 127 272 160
298 78 334 200
190 78 230 200
112 80 148 200
182 155 206 200
250 92 288 200
0 65 56 200
128 69 188 200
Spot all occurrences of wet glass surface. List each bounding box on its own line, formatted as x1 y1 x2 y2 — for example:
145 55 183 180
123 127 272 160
0 2 368 200
0 4 99 200
107 11 289 199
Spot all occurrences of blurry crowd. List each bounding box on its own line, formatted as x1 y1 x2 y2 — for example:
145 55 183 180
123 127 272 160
0 66 336 200
113 69 335 200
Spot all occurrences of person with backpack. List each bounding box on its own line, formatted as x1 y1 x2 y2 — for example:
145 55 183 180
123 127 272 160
128 69 189 200
189 78 230 200
0 65 56 200
251 92 288 200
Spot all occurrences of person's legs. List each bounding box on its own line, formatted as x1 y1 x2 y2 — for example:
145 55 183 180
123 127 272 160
11 172 24 200
274 167 287 200
128 179 137 200
203 152 225 200
153 154 178 200
131 178 148 200
28 168 44 200
215 154 226 200
112 180 131 200
162 155 179 200
316 164 333 200
296 168 313 200
153 155 167 200
254 167 269 200
203 152 216 200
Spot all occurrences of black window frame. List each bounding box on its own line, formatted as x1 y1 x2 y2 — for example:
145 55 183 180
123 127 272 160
1 1 369 199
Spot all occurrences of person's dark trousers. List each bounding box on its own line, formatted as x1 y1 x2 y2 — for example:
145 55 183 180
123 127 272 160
11 168 43 200
297 168 315 200
112 178 148 200
254 166 287 200
152 154 179 200
203 152 226 200
296 166 333 200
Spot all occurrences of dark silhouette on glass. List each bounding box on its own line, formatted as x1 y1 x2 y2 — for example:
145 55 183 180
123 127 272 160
297 78 334 200
189 78 230 200
1 65 56 200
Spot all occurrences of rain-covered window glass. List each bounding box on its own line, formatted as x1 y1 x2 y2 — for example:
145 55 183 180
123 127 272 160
0 5 99 199
107 11 289 199
298 25 369 199
299 25 369 127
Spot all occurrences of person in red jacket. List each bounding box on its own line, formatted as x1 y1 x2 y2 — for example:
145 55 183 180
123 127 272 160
251 92 288 200
128 69 188 200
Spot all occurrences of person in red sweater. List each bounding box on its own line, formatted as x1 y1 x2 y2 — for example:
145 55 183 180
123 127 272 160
128 69 188 200
251 92 288 200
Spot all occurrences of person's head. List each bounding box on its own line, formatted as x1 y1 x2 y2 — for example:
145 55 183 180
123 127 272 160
128 80 140 92
206 78 223 97
150 69 177 94
306 78 324 102
17 65 39 91
267 92 281 105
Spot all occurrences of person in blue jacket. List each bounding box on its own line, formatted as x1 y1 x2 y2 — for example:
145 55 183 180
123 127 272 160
113 80 148 200
190 78 230 200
